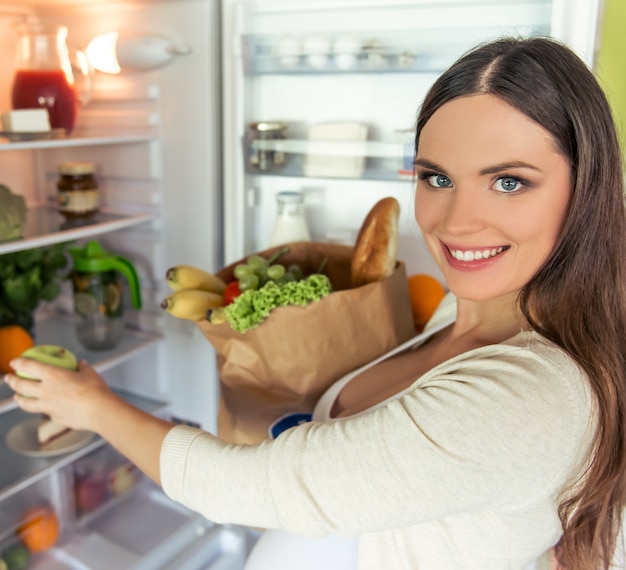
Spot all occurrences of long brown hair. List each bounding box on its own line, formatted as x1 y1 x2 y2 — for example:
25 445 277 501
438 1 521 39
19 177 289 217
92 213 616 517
415 37 626 569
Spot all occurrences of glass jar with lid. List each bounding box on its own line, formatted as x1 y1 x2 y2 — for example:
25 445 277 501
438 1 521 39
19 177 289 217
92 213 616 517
247 121 288 172
57 161 99 218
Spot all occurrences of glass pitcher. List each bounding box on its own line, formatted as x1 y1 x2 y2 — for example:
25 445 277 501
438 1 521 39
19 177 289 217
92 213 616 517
11 23 92 134
69 241 142 351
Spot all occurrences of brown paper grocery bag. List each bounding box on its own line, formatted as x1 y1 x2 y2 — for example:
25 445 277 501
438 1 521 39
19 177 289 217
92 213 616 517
196 242 415 444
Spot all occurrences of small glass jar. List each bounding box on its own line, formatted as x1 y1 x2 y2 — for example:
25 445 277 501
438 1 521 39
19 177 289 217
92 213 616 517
248 121 288 172
57 161 99 218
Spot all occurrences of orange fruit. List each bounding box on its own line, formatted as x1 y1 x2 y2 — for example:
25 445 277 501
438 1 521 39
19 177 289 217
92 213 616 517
0 326 34 374
16 506 60 553
407 274 446 329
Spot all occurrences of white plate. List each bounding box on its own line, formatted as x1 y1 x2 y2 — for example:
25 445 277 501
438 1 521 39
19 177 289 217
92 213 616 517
6 416 95 457
0 128 67 142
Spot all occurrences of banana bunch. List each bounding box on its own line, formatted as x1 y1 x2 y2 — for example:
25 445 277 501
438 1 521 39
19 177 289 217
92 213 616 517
162 265 226 321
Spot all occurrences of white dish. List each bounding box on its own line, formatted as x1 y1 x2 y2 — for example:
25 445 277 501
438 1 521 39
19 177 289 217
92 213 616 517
0 128 67 142
6 416 95 457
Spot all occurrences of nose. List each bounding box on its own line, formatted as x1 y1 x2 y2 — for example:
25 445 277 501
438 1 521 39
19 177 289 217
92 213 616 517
441 185 486 235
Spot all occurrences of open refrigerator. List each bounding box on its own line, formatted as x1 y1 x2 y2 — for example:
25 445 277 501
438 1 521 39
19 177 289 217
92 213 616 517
0 0 603 568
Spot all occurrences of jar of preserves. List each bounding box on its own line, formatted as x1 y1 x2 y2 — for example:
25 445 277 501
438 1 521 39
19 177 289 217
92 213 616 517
57 161 99 217
248 121 288 172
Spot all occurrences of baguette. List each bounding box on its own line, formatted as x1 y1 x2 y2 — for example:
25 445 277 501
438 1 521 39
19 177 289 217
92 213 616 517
351 197 400 287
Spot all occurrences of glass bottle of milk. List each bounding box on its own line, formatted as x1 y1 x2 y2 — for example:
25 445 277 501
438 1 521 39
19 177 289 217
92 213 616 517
269 191 311 246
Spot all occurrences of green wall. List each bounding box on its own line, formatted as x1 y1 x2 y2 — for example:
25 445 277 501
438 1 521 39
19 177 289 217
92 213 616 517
595 0 626 147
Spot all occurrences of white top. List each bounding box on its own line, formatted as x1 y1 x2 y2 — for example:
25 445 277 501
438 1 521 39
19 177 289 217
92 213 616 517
160 294 596 570
244 306 456 570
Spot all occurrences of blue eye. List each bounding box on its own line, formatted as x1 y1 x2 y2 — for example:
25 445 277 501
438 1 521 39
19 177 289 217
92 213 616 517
428 174 452 188
494 177 522 193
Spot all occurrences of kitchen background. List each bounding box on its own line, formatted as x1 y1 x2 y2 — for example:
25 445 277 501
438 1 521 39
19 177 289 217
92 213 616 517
0 0 618 568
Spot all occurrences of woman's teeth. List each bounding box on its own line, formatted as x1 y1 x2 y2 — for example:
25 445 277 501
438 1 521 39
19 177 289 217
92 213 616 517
449 246 506 261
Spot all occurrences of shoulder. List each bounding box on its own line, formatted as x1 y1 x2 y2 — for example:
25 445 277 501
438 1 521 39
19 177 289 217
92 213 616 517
427 330 593 420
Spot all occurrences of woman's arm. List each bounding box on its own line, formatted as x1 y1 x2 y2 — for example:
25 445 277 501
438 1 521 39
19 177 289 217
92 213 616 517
4 358 173 484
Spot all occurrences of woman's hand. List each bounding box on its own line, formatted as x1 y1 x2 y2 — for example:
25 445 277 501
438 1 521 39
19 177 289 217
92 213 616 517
4 358 110 433
5 357 175 485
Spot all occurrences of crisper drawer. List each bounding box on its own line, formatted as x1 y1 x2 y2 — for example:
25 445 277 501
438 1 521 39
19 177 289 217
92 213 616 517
0 444 252 570
52 482 250 570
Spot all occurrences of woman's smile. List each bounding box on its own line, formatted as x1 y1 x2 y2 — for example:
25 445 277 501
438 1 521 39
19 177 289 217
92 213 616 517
444 243 510 264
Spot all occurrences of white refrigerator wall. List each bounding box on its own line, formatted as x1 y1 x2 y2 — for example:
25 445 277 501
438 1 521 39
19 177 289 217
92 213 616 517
221 0 603 282
0 0 224 431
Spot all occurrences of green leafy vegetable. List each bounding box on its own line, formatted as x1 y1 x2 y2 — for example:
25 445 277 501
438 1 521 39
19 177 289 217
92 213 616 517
0 184 27 242
0 243 70 331
225 273 332 333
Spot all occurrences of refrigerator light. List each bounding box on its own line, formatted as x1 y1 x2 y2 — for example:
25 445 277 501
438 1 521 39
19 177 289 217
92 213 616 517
86 32 191 74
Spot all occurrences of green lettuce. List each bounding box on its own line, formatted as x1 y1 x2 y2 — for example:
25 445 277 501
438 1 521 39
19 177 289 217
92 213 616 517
225 273 332 333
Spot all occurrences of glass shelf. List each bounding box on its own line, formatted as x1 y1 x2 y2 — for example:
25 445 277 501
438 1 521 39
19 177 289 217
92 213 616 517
0 390 166 504
0 206 158 256
0 133 156 152
0 315 163 416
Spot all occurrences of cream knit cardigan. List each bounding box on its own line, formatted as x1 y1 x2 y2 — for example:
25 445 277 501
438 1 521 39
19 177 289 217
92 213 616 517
160 296 595 569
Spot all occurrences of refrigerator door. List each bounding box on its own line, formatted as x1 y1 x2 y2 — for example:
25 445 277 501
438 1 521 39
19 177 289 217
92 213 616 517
221 0 602 279
550 0 603 67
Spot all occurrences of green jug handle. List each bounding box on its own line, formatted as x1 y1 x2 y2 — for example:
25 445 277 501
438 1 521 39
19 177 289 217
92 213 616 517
110 257 142 309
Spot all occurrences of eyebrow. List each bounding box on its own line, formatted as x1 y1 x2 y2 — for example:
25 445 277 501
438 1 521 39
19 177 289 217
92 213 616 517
413 158 542 175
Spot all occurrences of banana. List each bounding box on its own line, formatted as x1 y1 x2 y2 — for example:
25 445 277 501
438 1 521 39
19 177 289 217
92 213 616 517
208 307 228 325
165 265 226 295
161 289 224 321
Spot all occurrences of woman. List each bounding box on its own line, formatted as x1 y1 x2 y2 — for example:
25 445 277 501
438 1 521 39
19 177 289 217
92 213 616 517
6 37 626 570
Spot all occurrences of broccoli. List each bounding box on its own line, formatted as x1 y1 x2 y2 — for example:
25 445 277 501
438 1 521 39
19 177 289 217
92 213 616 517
0 184 27 242
225 273 332 333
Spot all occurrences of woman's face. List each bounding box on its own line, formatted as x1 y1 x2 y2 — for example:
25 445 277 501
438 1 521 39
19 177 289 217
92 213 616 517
414 94 572 303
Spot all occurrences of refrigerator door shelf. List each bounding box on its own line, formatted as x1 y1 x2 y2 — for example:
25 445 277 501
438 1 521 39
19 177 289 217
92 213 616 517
244 138 409 181
241 24 549 75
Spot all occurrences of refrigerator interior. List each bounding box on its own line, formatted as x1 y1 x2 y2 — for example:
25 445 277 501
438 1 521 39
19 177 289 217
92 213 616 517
221 0 602 281
0 0 603 567
0 0 254 567
0 0 224 431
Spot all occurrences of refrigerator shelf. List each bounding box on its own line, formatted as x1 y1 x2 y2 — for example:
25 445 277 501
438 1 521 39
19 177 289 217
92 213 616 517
0 206 158 256
0 133 156 152
0 316 163 416
0 390 166 504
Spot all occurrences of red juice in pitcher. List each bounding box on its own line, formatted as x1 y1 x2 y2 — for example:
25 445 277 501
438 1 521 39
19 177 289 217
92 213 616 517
11 69 78 133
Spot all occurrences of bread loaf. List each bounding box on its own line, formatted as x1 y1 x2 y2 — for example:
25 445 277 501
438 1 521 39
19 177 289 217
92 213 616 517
351 197 400 287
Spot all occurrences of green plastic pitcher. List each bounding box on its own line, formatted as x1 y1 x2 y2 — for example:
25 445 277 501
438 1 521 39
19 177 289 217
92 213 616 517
69 240 142 350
